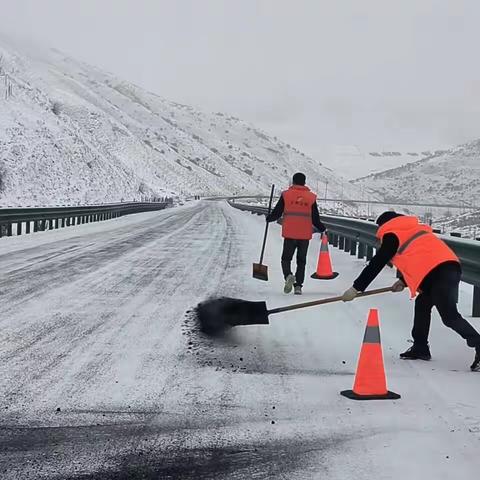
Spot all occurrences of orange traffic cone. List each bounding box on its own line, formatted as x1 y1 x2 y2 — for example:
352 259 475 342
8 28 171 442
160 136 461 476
341 309 400 400
311 232 339 280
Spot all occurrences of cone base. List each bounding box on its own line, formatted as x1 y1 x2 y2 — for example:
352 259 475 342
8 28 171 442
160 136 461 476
310 272 339 280
340 389 401 401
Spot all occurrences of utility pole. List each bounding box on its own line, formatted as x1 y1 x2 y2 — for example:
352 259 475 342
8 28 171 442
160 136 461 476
341 181 344 215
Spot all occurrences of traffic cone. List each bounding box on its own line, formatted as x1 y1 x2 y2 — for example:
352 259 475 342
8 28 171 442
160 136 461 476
341 309 400 400
311 232 339 280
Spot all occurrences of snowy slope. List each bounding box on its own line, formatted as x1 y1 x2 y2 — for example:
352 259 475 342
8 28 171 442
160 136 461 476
353 140 480 204
0 36 362 206
325 145 441 180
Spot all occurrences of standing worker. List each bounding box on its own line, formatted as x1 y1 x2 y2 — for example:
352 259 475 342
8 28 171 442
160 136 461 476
341 211 480 371
266 172 326 295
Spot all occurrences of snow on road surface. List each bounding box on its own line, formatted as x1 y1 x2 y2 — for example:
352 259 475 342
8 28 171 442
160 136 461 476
0 201 479 479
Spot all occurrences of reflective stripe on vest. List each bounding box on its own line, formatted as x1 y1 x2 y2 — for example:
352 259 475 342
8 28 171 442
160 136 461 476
283 211 311 217
397 230 429 255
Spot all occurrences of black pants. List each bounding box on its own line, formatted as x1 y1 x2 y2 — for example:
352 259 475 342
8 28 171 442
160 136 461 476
281 239 309 287
412 263 480 348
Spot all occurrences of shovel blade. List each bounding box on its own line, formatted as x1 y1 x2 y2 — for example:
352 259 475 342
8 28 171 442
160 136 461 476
196 297 270 336
252 263 268 281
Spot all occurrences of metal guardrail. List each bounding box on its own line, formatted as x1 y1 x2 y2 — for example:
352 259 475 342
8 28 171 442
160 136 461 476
213 194 474 210
0 202 170 237
229 201 480 317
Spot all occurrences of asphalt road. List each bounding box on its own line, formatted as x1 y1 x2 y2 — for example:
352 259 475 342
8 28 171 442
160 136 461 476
1 201 479 479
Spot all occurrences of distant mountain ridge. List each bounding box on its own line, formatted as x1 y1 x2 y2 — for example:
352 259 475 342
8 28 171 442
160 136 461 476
353 141 480 204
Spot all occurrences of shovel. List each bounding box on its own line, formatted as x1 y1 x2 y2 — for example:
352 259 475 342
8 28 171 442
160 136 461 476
252 184 275 281
196 286 394 335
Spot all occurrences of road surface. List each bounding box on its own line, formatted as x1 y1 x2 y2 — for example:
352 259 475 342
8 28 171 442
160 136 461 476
1 201 479 479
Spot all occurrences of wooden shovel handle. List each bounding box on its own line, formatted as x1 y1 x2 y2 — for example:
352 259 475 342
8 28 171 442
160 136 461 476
258 184 275 264
267 286 394 315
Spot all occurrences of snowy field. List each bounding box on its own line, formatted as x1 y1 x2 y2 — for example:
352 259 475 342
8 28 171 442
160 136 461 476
0 201 479 479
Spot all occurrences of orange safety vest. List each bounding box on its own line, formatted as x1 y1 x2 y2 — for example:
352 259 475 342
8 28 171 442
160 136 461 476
281 185 317 240
377 216 459 297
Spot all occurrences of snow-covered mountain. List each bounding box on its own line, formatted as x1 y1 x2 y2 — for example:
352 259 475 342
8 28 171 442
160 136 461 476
353 140 480 205
324 146 443 180
0 36 363 207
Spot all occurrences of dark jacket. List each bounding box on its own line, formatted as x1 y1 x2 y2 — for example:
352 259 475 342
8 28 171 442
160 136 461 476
353 233 461 292
266 195 326 234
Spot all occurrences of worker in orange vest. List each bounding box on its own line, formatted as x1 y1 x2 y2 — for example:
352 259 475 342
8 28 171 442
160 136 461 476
266 172 325 295
342 211 480 371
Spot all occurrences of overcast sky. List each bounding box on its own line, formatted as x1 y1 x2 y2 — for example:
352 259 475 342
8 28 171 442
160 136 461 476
1 0 479 176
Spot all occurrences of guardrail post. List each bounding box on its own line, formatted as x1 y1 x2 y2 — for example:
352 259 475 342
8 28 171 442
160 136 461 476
339 236 345 250
473 286 480 318
49 219 55 230
350 239 357 256
55 219 59 229
358 242 366 259
333 234 339 247
26 221 31 234
366 245 374 260
34 221 39 232
7 223 13 236
16 222 22 236
344 237 351 252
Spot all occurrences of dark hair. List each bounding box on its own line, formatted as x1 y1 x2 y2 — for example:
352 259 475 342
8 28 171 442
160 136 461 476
376 211 404 226
292 172 306 186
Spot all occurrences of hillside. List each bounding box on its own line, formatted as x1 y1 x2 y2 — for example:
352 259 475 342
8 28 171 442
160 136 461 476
353 141 480 205
327 146 442 180
0 36 363 207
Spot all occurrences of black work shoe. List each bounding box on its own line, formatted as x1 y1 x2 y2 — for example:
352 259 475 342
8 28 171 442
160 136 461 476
400 345 432 361
471 349 480 372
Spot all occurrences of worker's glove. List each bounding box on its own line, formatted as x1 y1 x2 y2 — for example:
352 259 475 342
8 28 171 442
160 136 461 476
342 286 359 302
391 279 406 293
